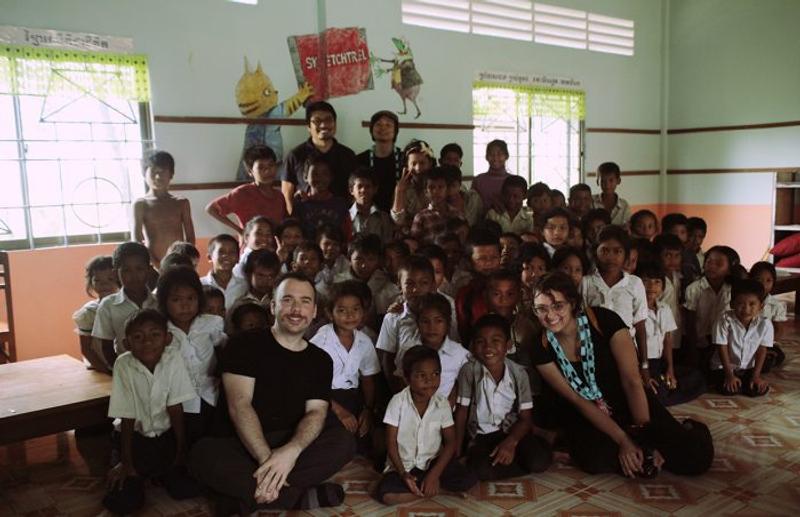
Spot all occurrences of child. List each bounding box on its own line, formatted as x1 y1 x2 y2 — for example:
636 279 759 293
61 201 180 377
653 233 685 350
581 225 650 381
157 267 226 444
711 279 773 396
443 164 483 226
165 241 201 270
378 346 477 504
275 218 305 268
410 167 463 244
315 224 351 298
472 139 512 211
487 175 533 235
349 168 395 242
73 256 120 372
567 224 585 251
750 261 787 370
435 233 471 297
552 246 590 289
439 142 463 169
623 238 643 274
336 234 399 323
455 231 502 344
638 263 705 405
593 162 631 226
92 242 158 369
228 301 270 335
201 285 226 319
391 139 436 231
581 208 611 250
240 249 282 308
447 217 470 246
550 188 566 209
631 209 659 241
103 309 199 514
499 232 522 268
232 216 276 277
310 281 380 441
541 207 571 257
567 183 593 220
201 234 247 310
687 216 708 271
384 239 411 283
455 314 552 480
293 156 351 241
519 242 550 315
133 151 195 268
683 245 740 369
291 241 324 282
527 182 552 227
206 144 287 236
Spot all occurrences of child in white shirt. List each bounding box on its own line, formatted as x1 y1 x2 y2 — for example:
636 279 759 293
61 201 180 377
750 261 787 372
201 234 248 310
73 255 119 372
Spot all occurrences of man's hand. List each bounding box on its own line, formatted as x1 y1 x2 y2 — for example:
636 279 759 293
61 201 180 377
253 445 300 502
107 462 136 491
420 473 440 497
490 437 517 466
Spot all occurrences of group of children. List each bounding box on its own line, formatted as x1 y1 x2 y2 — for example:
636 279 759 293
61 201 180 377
72 131 787 511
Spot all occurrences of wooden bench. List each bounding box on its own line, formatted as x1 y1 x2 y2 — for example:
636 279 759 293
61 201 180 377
0 354 112 445
773 272 800 317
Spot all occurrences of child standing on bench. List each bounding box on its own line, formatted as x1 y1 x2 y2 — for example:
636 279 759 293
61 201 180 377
103 309 200 514
73 256 119 373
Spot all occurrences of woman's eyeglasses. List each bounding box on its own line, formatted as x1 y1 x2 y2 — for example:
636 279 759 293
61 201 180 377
533 301 570 317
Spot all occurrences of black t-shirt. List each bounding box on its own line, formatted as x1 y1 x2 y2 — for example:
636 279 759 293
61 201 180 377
280 138 357 198
223 328 332 433
355 148 402 212
532 307 632 420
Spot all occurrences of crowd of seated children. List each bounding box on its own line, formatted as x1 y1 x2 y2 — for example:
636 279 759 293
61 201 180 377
75 120 795 511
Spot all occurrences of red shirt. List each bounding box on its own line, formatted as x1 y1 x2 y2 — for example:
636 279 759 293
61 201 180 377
209 183 287 228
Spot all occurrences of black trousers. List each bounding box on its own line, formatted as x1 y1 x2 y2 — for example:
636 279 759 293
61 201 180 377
188 421 356 512
185 399 217 446
709 368 769 397
466 430 552 481
376 459 478 502
103 430 200 514
648 358 706 406
564 394 714 477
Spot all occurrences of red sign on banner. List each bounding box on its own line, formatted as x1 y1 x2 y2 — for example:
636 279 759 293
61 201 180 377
287 27 373 100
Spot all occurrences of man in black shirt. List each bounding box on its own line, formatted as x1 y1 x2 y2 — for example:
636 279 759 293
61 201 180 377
189 273 355 512
355 110 404 212
280 101 356 214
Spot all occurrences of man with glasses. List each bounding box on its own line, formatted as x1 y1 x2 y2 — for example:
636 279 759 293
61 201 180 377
280 101 356 214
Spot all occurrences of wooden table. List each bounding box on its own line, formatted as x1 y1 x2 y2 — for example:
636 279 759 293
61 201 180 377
0 354 112 445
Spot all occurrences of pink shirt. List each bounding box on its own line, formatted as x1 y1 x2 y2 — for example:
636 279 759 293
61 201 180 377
209 183 287 227
471 170 512 210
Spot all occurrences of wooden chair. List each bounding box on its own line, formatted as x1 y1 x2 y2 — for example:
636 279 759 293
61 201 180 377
0 251 16 363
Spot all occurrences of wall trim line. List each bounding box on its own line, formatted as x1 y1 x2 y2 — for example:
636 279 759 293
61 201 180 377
668 119 800 135
585 127 661 135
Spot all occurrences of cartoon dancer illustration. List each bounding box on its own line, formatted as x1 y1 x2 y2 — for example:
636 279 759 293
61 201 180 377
371 38 423 119
235 57 313 179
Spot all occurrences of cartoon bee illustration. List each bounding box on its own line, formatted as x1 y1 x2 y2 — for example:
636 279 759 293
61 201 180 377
371 37 423 119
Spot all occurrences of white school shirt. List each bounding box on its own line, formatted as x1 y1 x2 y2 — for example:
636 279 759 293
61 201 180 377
92 289 158 354
108 345 197 437
334 268 400 315
592 193 631 226
167 314 226 413
73 299 100 336
231 246 254 278
201 271 249 310
762 294 788 323
459 362 533 435
659 272 683 348
683 277 731 348
314 255 350 303
645 302 678 360
486 207 534 235
543 242 557 258
310 323 381 389
711 311 773 370
581 271 647 337
396 336 469 397
383 387 454 472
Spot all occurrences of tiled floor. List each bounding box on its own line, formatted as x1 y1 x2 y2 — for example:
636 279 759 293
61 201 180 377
3 328 799 516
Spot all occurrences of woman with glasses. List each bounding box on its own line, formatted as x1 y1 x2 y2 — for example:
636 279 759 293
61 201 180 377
530 271 713 478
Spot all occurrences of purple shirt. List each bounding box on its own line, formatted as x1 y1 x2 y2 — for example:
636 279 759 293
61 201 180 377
471 170 512 210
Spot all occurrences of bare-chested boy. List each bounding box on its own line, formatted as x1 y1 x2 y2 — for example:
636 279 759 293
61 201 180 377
133 151 196 267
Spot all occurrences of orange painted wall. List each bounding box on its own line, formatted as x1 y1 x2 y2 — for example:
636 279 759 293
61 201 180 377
8 238 210 361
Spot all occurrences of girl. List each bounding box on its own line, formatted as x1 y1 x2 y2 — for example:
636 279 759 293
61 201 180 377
293 157 352 241
391 139 436 231
156 267 226 445
519 242 550 318
630 210 659 241
275 218 305 269
471 139 512 211
315 224 350 301
750 261 787 371
73 255 120 373
552 246 590 290
228 301 269 335
683 245 740 370
232 216 275 277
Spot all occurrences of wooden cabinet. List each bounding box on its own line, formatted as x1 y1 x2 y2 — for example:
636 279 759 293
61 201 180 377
772 171 800 273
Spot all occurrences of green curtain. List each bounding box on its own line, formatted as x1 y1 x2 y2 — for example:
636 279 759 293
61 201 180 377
473 80 585 121
0 44 150 102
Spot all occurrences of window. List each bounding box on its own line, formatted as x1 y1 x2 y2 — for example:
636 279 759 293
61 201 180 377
0 45 152 249
401 0 634 56
473 82 584 192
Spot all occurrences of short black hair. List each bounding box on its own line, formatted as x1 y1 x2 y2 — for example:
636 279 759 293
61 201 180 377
292 240 324 265
84 255 117 296
229 302 269 332
305 100 336 124
316 223 345 245
166 241 200 260
465 230 501 259
441 164 463 185
143 150 174 174
242 144 277 168
124 308 168 337
750 261 777 283
349 233 383 258
501 175 528 193
416 292 452 325
302 154 331 180
687 216 707 234
440 142 463 160
598 161 621 177
596 224 631 257
423 167 448 188
418 244 448 270
485 139 509 158
583 208 612 226
520 242 551 269
528 182 550 198
569 183 592 198
243 215 275 238
534 271 583 317
732 278 766 303
398 254 435 282
208 233 240 256
551 246 590 274
385 239 411 258
636 262 666 286
487 268 521 289
202 284 225 303
369 110 399 141
630 209 658 231
159 252 194 273
156 266 204 318
243 249 281 276
327 280 370 313
276 218 304 240
542 207 572 226
653 233 683 253
661 213 689 234
112 241 150 269
472 313 511 342
273 271 317 303
631 237 658 266
401 345 441 380
348 166 377 189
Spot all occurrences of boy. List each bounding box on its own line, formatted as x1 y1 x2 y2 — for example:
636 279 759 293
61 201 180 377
653 233 685 349
455 231 502 344
443 164 483 226
206 144 287 236
335 233 400 319
487 175 534 235
711 279 773 396
455 314 552 480
378 346 477 504
92 242 158 370
240 249 281 308
434 233 471 298
499 232 522 269
201 285 226 319
349 167 395 242
541 207 572 258
567 183 593 220
201 234 248 310
165 241 201 270
293 156 352 241
593 162 631 226
103 309 199 514
133 151 195 268
687 216 708 271
550 188 566 209
581 208 611 249
439 142 463 169
410 167 463 244
527 181 552 230
275 218 305 267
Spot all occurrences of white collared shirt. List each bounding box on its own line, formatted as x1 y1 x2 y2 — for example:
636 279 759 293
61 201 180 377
712 310 773 370
92 289 158 354
201 271 249 310
543 242 557 258
659 272 683 348
592 193 631 226
349 203 395 242
310 323 380 389
581 271 647 337
473 363 529 435
762 294 787 322
73 299 100 336
486 207 534 235
684 277 731 347
168 314 226 413
383 387 454 472
335 268 400 315
108 345 197 437
396 335 469 397
645 302 678 359
232 246 254 278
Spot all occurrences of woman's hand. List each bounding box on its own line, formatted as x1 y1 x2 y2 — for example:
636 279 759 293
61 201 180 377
618 436 644 478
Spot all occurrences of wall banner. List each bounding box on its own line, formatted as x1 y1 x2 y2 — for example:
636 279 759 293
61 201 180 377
0 25 134 53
